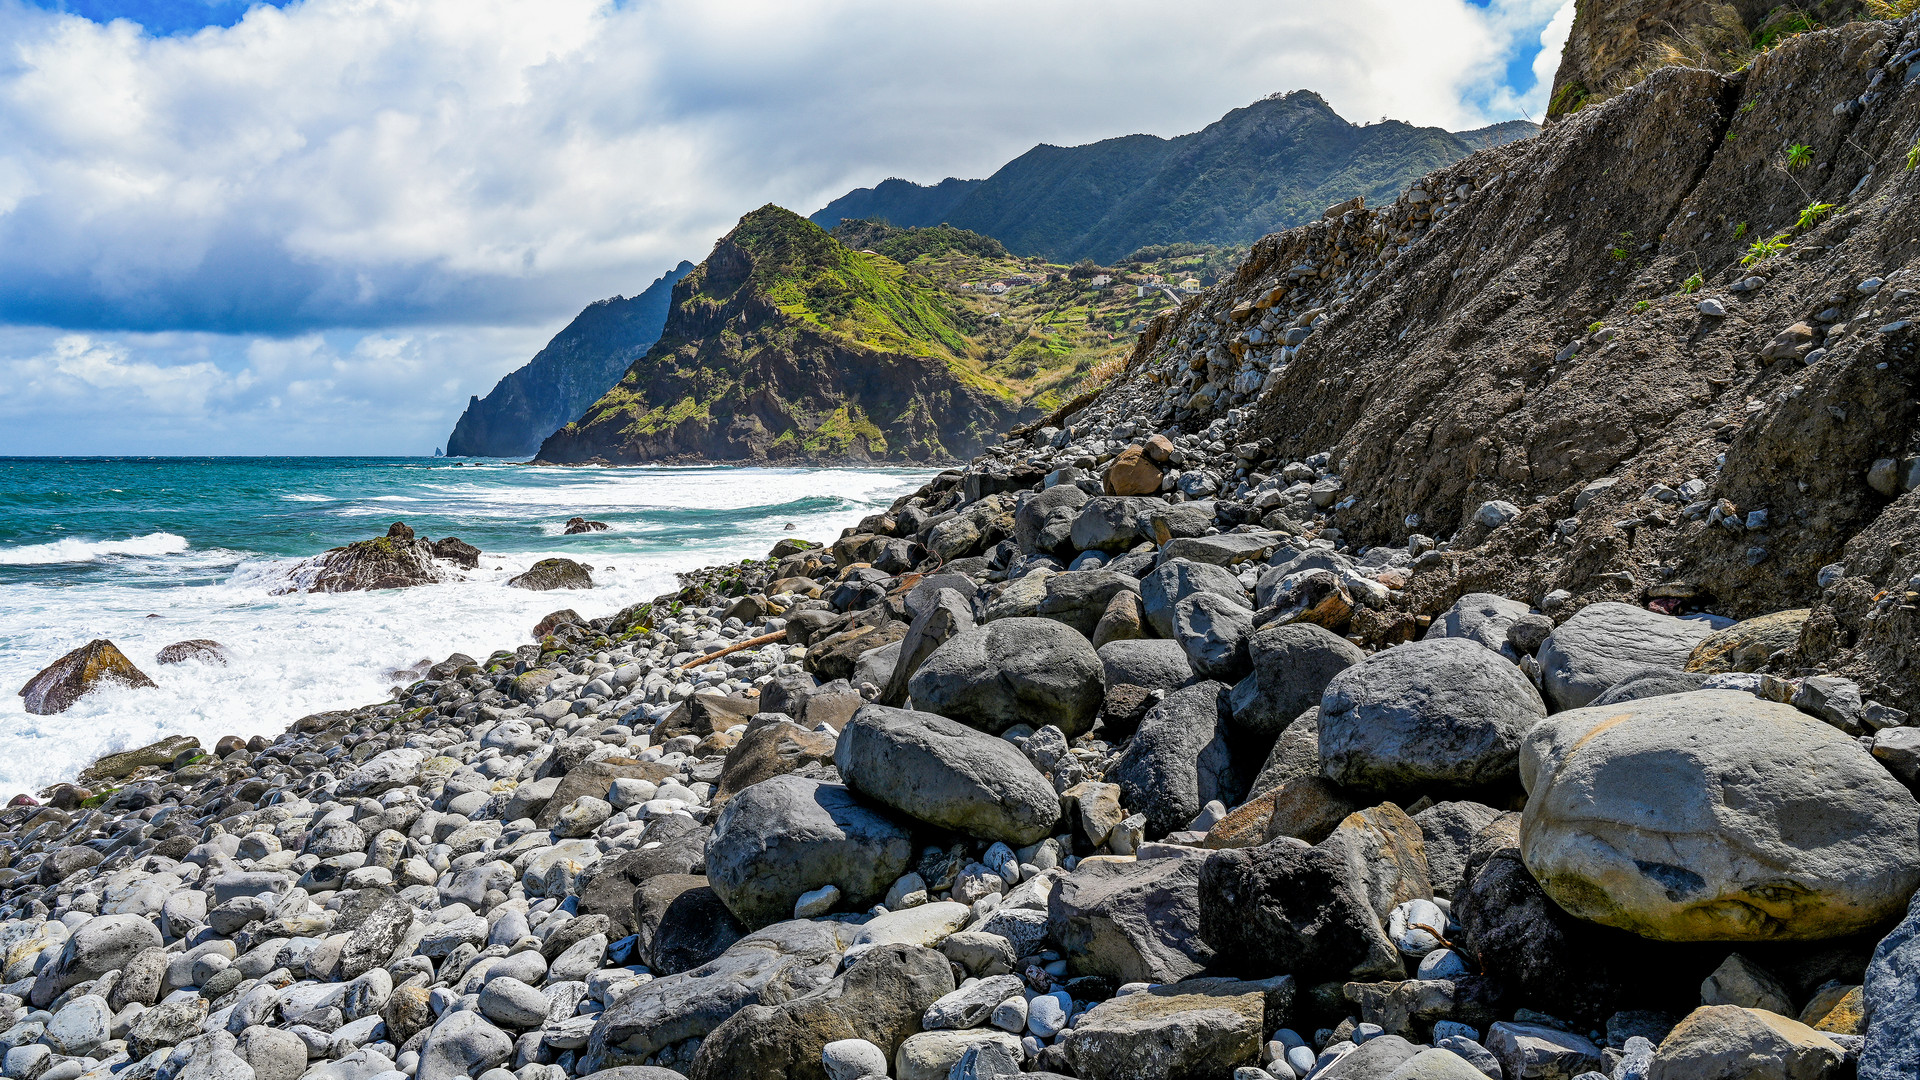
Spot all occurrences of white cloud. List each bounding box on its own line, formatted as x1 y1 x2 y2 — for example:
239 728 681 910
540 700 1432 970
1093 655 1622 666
0 0 1566 452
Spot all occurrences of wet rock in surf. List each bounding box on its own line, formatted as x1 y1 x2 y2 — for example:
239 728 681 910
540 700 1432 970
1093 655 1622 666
509 557 595 591
563 517 611 535
155 639 228 666
19 639 158 715
273 521 446 594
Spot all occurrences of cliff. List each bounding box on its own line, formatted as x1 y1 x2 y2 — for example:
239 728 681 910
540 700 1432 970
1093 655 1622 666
535 207 1045 465
445 261 694 458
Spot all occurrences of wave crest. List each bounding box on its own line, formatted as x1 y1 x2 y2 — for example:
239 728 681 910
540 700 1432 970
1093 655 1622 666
0 532 190 566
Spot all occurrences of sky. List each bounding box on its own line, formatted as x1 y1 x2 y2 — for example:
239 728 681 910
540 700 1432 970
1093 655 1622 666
0 0 1575 455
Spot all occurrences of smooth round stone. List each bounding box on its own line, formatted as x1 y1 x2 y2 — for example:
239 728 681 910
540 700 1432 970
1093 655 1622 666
1027 991 1070 1038
822 1037 890 1080
1286 1044 1317 1075
1418 949 1470 979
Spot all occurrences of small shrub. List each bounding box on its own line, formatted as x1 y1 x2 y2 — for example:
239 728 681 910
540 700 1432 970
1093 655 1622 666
1786 143 1813 169
1795 202 1837 230
1741 234 1791 266
1908 141 1919 171
1734 222 1749 238
1633 300 1652 313
1679 272 1705 294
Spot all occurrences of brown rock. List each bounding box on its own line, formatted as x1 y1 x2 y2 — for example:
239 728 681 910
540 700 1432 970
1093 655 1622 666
1798 982 1864 1035
1266 776 1364 846
384 983 435 1044
655 692 761 743
1091 589 1147 648
20 639 157 714
1104 447 1164 496
1143 434 1176 463
712 720 839 807
1201 789 1281 849
1685 610 1810 674
1648 1005 1843 1080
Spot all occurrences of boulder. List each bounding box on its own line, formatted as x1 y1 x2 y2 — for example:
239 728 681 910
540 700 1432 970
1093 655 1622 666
1412 801 1504 899
1383 1047 1486 1080
1686 610 1812 674
835 704 1060 845
1036 571 1141 640
1171 591 1256 681
1114 681 1242 836
430 536 481 568
1047 851 1213 984
705 777 915 930
79 733 200 783
1248 708 1322 798
1070 496 1163 553
1103 446 1164 496
1198 837 1403 984
34 914 163 1004
507 557 594 591
633 874 744 976
1320 1035 1423 1079
895 1030 1025 1080
1229 623 1365 740
1701 953 1793 1015
686 943 954 1080
156 639 228 666
1520 690 1920 940
1536 602 1713 710
1319 637 1547 794
1425 593 1533 660
537 759 677 829
575 817 711 935
1319 803 1433 922
416 1008 513 1080
584 920 848 1070
1485 1021 1602 1080
19 639 157 714
1264 776 1364 845
1062 977 1291 1080
907 618 1105 737
1091 588 1148 648
1140 558 1250 639
1865 889 1920 1077
563 516 610 534
712 720 839 807
1649 1006 1843 1080
1015 484 1090 557
1590 665 1708 706
881 587 976 707
1097 638 1193 691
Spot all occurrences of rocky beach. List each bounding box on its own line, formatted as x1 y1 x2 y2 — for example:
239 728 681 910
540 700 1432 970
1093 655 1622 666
6 10 1920 1080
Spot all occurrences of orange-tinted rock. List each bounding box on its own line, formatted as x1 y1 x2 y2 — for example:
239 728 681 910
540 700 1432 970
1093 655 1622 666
1104 447 1164 496
19 639 157 715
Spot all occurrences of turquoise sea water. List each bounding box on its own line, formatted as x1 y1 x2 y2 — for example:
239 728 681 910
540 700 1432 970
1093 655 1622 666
0 458 928 796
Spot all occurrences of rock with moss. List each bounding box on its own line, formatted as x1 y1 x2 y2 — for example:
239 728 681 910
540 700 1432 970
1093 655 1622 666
508 558 595 591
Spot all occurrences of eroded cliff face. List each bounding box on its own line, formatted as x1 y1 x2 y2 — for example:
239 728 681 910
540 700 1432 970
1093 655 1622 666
1082 16 1920 704
1546 0 1866 117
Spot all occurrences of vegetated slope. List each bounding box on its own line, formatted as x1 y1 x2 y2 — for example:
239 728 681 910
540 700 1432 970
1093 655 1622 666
534 208 1047 464
445 262 694 457
809 176 983 232
811 91 1537 264
1069 15 1920 705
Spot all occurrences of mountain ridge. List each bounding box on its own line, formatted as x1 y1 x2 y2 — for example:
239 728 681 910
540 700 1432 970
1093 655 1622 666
811 92 1538 263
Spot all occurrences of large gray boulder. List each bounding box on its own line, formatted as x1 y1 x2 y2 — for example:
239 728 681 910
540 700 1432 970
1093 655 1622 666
1318 637 1547 794
1047 850 1213 984
685 943 954 1080
1520 690 1920 941
1589 665 1708 706
1171 592 1256 681
1864 889 1920 1078
1536 602 1713 710
1069 496 1162 553
705 777 914 930
1199 836 1404 984
1412 801 1504 899
1114 681 1242 836
907 618 1104 737
1062 978 1288 1080
33 914 163 1005
1015 484 1090 557
1425 593 1533 660
1036 571 1140 640
836 704 1060 845
1229 624 1365 740
882 587 976 707
632 874 743 976
1097 638 1192 691
1140 559 1250 639
583 920 848 1070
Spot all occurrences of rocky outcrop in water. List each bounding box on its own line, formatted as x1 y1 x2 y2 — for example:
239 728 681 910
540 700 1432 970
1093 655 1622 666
273 523 482 595
16 640 156 715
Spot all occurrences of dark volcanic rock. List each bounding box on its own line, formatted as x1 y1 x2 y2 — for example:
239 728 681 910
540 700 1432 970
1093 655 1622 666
508 557 595 590
155 639 228 666
274 521 447 594
1198 836 1403 985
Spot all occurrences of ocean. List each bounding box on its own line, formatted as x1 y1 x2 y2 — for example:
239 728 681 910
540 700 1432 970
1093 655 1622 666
0 458 929 798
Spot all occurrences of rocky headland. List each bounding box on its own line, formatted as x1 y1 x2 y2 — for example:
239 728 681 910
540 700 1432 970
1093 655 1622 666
6 10 1920 1080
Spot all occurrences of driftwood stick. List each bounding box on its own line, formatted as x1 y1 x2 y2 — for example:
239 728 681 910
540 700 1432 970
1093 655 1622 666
675 630 787 670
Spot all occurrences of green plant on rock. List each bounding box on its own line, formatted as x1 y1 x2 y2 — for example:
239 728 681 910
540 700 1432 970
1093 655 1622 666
1734 222 1749 238
1587 320 1606 333
1795 202 1837 230
1611 247 1630 261
1679 272 1705 295
1786 143 1813 169
1741 233 1791 266
1633 300 1652 313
